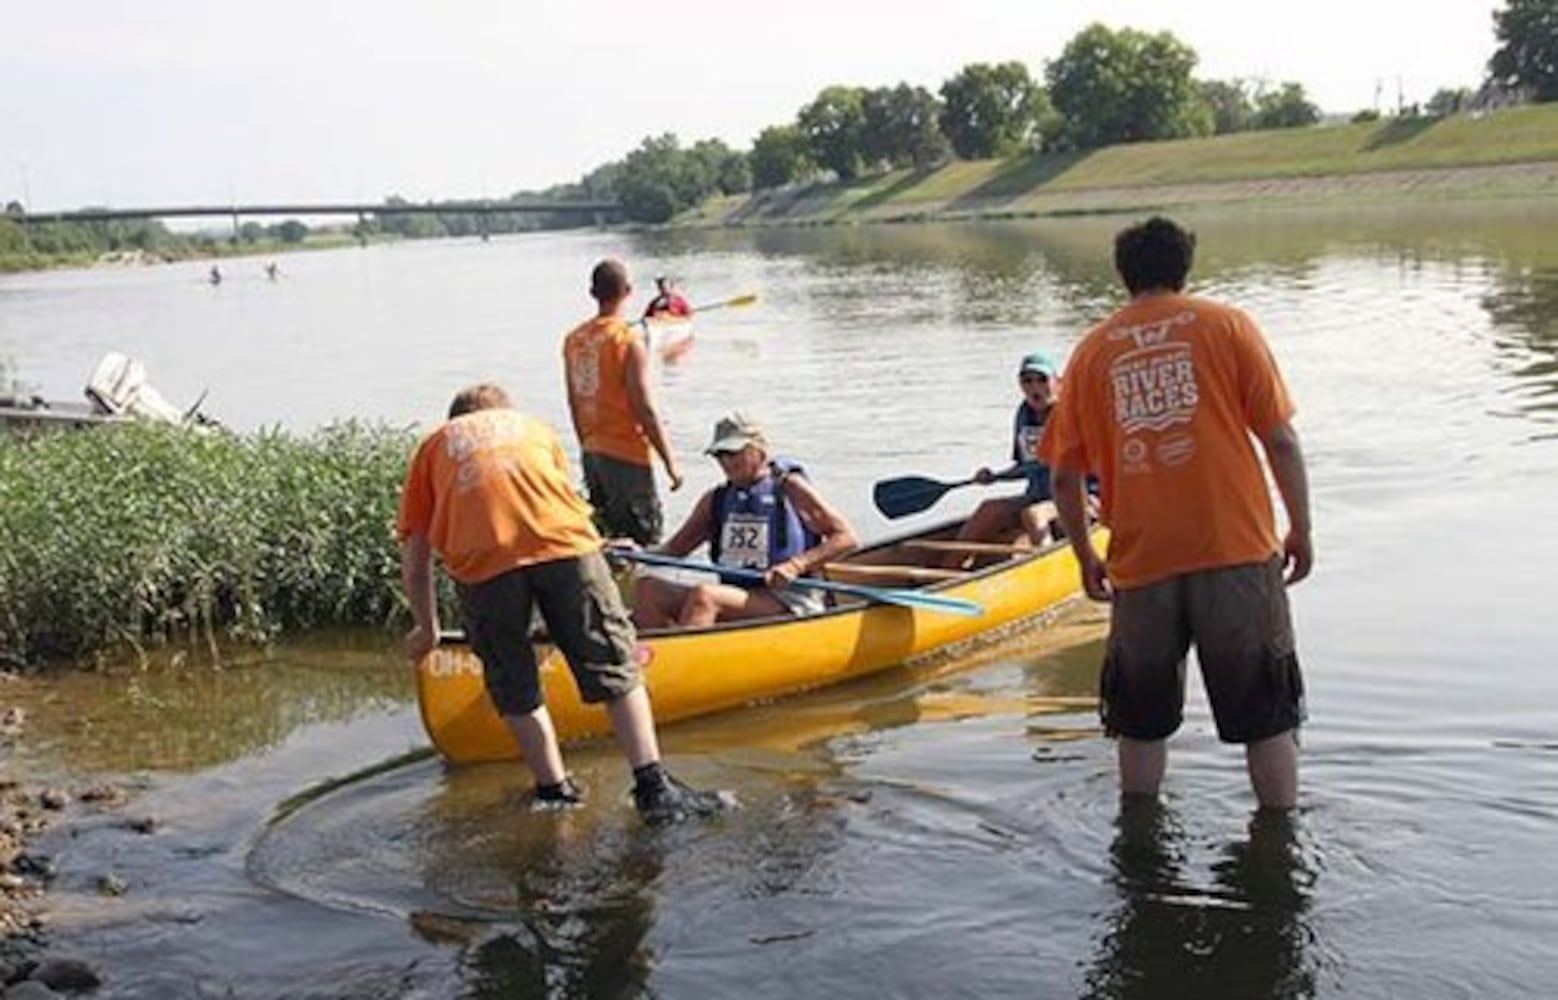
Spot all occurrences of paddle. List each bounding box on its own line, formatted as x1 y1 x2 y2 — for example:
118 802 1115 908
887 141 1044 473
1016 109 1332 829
615 550 984 617
872 474 979 519
688 292 758 313
634 292 759 328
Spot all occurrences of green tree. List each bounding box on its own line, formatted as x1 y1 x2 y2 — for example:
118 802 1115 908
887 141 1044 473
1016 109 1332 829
1489 0 1558 101
1200 79 1254 134
1252 82 1321 129
798 86 868 180
1047 23 1211 149
938 61 1043 158
615 134 705 223
749 124 814 190
275 219 309 243
0 218 29 254
1426 87 1475 116
862 84 951 168
689 138 751 196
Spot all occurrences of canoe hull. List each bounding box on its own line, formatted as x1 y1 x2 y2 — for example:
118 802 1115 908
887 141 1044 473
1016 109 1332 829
416 525 1102 764
643 316 695 361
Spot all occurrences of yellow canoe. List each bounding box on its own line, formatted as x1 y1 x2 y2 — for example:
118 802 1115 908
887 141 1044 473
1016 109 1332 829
416 520 1104 764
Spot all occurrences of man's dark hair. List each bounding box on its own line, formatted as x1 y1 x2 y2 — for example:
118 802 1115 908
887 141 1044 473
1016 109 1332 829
448 383 511 419
1114 216 1196 295
590 259 630 302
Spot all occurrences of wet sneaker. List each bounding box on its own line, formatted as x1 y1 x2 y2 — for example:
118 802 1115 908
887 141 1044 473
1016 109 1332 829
530 776 584 812
632 767 737 825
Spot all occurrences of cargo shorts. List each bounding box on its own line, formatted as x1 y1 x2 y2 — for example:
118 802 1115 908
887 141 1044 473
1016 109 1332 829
582 452 663 545
456 551 641 717
1099 557 1306 744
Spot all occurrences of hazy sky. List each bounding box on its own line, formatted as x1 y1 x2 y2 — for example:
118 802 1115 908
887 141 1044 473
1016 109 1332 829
3 0 1502 211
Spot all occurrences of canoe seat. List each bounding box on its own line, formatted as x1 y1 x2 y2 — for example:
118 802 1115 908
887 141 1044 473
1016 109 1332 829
822 562 966 587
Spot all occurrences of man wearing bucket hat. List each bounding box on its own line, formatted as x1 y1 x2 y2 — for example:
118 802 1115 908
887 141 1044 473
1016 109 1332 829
632 412 858 628
944 350 1070 563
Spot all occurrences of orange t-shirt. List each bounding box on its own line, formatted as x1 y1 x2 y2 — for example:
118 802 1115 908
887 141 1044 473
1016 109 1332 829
1038 293 1296 589
396 408 601 584
561 316 652 467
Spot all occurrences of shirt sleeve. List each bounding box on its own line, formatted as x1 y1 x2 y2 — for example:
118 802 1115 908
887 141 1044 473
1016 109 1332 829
1231 311 1296 436
396 437 436 541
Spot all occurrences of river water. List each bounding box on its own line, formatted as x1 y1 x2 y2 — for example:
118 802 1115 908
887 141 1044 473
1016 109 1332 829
2 202 1556 998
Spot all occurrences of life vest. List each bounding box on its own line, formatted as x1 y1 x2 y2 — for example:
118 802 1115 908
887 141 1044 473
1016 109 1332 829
707 458 819 588
1012 402 1052 501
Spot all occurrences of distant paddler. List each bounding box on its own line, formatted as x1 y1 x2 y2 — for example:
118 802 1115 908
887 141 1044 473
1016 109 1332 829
641 276 696 361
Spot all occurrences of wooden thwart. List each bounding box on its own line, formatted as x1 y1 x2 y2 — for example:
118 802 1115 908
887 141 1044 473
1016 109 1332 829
823 562 966 586
902 539 1034 555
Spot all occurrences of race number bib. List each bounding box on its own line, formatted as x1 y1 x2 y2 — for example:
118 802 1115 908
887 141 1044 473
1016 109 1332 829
718 514 770 569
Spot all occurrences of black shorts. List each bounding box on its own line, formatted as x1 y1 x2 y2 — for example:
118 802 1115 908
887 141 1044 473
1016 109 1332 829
456 552 641 716
582 452 663 545
1099 558 1305 744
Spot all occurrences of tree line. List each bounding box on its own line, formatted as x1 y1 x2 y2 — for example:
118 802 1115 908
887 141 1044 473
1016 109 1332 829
564 7 1558 223
4 4 1554 253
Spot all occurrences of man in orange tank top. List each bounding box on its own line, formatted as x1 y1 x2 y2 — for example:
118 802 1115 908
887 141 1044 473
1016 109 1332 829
1040 216 1314 810
398 384 730 822
562 260 684 544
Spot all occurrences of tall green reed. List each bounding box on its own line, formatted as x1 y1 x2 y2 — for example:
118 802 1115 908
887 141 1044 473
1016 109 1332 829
0 421 429 668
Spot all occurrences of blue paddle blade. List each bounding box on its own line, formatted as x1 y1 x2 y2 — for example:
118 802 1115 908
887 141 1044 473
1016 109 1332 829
873 475 970 519
616 550 984 617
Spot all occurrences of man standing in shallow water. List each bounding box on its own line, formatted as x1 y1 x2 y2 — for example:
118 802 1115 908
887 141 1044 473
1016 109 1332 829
562 259 683 544
1039 216 1314 810
397 384 730 822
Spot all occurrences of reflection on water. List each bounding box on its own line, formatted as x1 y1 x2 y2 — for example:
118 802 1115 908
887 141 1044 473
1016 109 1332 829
5 630 412 774
9 201 1558 997
1083 803 1319 1000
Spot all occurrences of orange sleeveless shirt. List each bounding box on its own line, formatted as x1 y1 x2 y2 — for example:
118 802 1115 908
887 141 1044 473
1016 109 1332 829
561 316 652 467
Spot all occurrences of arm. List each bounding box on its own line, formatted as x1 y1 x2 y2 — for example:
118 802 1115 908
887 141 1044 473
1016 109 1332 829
767 476 860 587
1256 420 1313 586
1052 466 1109 601
658 490 716 558
623 337 684 491
400 533 439 661
562 363 587 448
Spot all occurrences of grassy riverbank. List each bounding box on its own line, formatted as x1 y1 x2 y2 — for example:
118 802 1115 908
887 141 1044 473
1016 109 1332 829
0 422 420 668
687 103 1558 226
0 231 373 276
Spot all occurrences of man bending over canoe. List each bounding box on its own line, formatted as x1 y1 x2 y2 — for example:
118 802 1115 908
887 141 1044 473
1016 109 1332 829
632 412 859 628
398 383 731 822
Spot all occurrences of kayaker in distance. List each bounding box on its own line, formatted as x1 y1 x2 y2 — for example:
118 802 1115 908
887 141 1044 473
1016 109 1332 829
642 275 692 319
562 259 684 545
397 383 732 822
630 412 858 629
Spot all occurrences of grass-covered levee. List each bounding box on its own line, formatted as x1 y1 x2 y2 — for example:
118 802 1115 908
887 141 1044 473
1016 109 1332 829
0 421 440 669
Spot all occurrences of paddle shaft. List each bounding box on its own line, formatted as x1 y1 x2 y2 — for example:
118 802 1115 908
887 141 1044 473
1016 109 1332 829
616 550 983 617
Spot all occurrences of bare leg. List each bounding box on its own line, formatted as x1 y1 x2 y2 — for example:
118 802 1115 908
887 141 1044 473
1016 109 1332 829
606 685 661 769
503 706 567 786
1246 730 1299 809
946 498 1021 568
677 582 788 628
1118 736 1167 797
1018 500 1058 546
632 576 688 629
